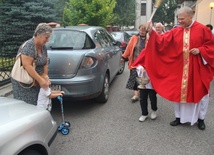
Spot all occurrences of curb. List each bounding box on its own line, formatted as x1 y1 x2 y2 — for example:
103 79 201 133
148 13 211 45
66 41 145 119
0 83 13 97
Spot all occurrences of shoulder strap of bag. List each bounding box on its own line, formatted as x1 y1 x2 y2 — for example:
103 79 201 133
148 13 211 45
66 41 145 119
18 41 37 88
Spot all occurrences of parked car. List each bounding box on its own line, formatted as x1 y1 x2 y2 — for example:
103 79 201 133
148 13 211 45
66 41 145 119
46 26 125 103
124 29 139 36
0 97 57 155
110 31 131 53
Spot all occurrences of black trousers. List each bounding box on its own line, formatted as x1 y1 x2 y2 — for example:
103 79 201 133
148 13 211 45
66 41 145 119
139 89 157 116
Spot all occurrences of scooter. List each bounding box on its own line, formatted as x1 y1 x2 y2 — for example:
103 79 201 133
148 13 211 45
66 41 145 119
57 96 71 135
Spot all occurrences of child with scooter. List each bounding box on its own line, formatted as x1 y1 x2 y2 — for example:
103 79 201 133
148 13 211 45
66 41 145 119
37 75 64 111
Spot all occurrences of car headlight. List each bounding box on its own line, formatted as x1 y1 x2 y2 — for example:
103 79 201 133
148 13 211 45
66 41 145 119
80 57 96 69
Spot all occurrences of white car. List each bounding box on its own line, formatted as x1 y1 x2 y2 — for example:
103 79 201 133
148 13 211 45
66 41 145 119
0 97 57 155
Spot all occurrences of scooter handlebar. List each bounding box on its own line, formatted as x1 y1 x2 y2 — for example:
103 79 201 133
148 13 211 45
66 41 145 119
57 96 63 102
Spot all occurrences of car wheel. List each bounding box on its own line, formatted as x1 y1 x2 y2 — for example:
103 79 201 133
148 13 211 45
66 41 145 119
95 73 109 103
18 149 42 155
117 59 125 75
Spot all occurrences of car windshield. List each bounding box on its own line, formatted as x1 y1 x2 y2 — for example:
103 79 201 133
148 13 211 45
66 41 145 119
46 30 95 50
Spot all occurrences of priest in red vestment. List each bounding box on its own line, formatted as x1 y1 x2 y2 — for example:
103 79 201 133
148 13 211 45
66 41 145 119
132 6 214 130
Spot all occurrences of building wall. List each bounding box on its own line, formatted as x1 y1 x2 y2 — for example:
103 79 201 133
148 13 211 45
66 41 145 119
195 0 214 26
174 0 213 26
135 0 152 29
135 0 141 29
174 0 197 25
135 0 213 29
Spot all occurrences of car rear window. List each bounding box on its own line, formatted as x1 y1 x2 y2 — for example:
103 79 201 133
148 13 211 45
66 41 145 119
46 30 95 50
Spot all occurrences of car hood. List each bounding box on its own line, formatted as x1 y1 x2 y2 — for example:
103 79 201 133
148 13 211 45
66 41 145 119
0 97 45 126
0 97 57 155
48 49 90 79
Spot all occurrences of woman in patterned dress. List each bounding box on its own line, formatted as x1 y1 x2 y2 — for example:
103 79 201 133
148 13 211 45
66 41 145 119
11 23 52 105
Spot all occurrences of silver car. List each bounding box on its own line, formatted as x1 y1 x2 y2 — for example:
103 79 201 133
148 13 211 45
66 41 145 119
111 31 131 53
0 97 57 155
124 29 139 36
46 26 125 103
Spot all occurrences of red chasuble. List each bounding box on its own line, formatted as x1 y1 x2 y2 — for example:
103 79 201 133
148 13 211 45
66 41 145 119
132 21 214 103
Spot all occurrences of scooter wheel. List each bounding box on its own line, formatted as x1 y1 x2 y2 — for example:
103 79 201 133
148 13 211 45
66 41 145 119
61 128 69 135
58 125 63 131
65 121 71 127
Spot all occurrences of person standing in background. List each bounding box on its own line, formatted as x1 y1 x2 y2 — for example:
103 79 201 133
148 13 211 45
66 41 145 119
155 22 164 34
206 24 214 35
121 24 148 103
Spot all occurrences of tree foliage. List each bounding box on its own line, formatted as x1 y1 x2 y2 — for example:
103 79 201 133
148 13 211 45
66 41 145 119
63 0 116 27
113 0 135 27
153 0 177 25
0 0 60 57
0 0 6 3
55 0 68 24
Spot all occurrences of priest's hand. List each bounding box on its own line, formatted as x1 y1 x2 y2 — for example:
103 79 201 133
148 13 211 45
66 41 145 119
189 48 200 55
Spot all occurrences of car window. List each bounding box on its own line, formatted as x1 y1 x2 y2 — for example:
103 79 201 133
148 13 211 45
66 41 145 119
104 32 115 46
46 30 95 49
111 32 123 41
100 30 112 47
124 33 131 41
94 30 110 47
125 30 138 36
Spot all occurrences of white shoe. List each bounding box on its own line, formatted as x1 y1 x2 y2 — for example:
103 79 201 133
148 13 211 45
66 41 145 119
131 95 139 103
139 115 148 122
150 110 157 120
